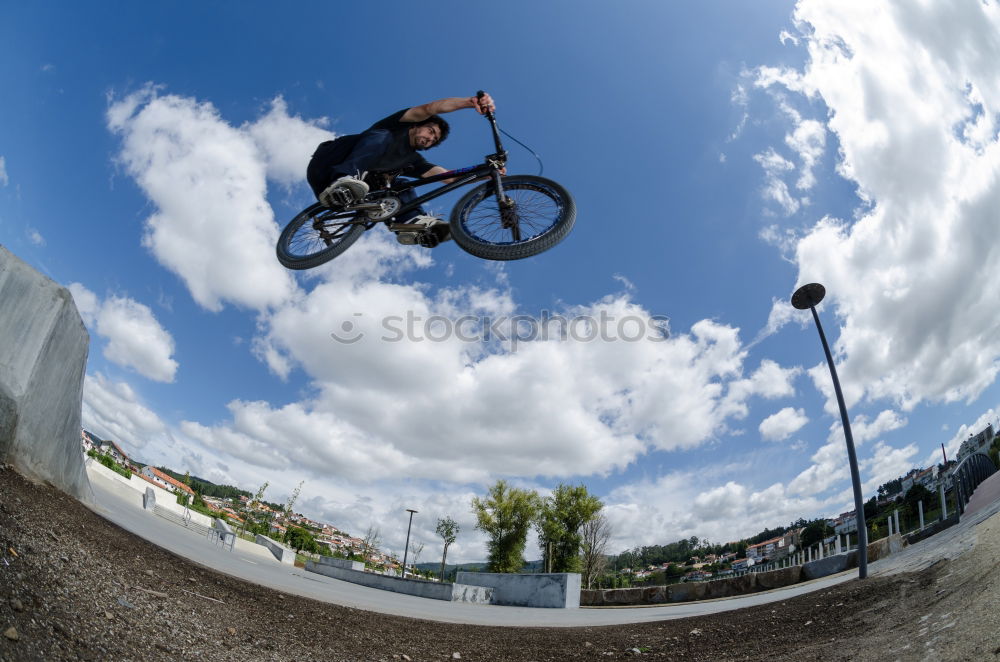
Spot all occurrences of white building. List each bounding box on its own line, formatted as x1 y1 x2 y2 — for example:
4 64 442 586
958 424 995 461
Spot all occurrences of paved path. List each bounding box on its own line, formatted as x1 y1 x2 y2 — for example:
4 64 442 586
83 466 1000 627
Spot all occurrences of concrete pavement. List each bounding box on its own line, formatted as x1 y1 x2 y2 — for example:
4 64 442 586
79 466 898 627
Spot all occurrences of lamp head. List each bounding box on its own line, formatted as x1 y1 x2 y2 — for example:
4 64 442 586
791 283 826 310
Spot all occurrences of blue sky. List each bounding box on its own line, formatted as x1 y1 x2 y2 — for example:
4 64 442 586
3 1 1000 563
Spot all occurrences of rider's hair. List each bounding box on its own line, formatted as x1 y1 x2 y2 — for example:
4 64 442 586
416 115 450 149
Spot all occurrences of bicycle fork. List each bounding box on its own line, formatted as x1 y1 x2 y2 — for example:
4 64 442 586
492 170 521 242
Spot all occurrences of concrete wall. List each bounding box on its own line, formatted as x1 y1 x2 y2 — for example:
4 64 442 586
316 556 365 571
583 539 919 607
581 566 803 607
801 551 855 580
0 247 91 502
867 533 904 562
85 458 212 527
304 561 493 604
255 534 296 564
456 572 581 608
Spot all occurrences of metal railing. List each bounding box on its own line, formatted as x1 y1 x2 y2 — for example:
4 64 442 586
952 451 997 514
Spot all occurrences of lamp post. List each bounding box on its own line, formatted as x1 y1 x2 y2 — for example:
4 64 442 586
791 283 868 579
401 508 418 579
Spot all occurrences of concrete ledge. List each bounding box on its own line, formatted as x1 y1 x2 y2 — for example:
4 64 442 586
581 565 803 606
451 583 494 604
255 534 296 564
305 561 492 603
755 565 800 589
143 487 156 511
867 533 904 563
666 580 707 603
802 552 855 580
904 515 959 545
705 572 760 597
456 572 580 608
0 247 91 502
582 535 926 607
316 556 364 571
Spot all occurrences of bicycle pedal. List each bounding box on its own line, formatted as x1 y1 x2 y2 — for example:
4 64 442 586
389 222 424 232
394 232 421 245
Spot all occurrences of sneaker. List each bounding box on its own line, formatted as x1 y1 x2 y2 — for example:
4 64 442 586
390 215 451 246
319 176 369 208
412 215 452 243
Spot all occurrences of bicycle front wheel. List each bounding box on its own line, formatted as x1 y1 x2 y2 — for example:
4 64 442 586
276 203 366 270
449 175 576 261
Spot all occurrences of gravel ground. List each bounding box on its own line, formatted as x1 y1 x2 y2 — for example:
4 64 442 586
2 464 998 662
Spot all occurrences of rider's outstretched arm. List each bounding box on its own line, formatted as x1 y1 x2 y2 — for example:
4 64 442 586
401 93 495 122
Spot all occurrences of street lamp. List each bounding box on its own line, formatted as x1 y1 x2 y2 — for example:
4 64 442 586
401 508 418 579
791 283 868 579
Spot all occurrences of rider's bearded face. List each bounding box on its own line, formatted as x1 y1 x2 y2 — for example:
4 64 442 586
410 124 441 150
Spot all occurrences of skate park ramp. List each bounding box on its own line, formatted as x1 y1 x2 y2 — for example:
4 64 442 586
0 246 92 502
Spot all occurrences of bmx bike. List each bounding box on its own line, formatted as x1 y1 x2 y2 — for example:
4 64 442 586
276 92 576 270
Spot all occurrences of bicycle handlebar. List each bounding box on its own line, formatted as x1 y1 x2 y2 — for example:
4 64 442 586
476 90 505 158
476 90 494 120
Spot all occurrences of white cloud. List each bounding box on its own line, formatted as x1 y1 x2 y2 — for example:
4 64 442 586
198 272 762 483
835 409 907 445
82 373 171 453
785 118 826 190
68 283 100 325
604 474 827 551
69 283 178 382
761 1 1000 414
759 407 809 441
244 96 333 189
788 408 908 498
747 297 802 347
861 441 920 494
98 296 178 383
0 156 8 187
26 229 45 246
779 30 800 47
753 148 800 214
107 85 301 312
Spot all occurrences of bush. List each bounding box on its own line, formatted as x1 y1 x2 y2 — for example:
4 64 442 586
92 452 131 479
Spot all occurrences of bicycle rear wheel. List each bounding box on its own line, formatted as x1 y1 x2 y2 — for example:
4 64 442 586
449 175 576 261
276 203 366 270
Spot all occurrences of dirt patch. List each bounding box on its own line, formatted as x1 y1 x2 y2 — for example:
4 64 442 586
1 464 997 661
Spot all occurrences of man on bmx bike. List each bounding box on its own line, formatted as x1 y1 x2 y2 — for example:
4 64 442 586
306 92 497 247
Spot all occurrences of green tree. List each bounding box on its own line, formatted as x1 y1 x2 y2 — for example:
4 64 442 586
435 516 460 581
800 518 831 549
903 483 933 518
284 526 319 554
472 480 540 573
536 484 603 573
